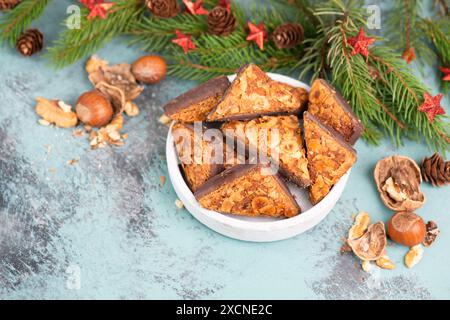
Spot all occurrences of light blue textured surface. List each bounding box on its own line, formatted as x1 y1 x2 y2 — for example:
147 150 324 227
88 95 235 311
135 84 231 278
0 0 449 300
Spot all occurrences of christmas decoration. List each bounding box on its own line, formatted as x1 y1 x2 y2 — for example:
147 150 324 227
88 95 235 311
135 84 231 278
0 0 20 11
80 0 115 20
402 47 416 64
347 28 375 61
271 23 303 49
440 67 450 81
16 28 43 56
418 92 445 123
246 22 267 50
421 153 450 187
218 0 230 12
172 29 196 54
182 0 208 15
2 0 448 152
207 6 236 36
145 0 179 18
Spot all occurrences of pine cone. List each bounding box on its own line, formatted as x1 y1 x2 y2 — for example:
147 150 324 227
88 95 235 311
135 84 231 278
16 29 43 56
146 0 179 18
271 23 304 49
207 6 236 36
0 0 20 11
421 153 449 187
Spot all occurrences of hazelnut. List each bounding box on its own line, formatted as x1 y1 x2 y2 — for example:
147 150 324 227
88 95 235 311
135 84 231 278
131 55 167 84
387 211 426 247
76 91 114 127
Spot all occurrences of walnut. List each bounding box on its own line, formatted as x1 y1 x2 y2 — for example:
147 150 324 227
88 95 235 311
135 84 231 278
35 97 78 128
347 222 387 261
423 221 439 247
405 244 423 268
374 155 425 211
87 56 144 113
376 255 396 270
348 211 371 240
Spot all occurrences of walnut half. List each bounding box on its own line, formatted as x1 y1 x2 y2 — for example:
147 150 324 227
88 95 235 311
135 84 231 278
374 155 425 211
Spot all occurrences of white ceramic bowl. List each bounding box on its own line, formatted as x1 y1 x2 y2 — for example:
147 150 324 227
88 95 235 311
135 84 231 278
166 73 350 242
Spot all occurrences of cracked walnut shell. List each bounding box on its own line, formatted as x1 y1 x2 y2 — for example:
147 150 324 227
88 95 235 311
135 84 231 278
374 155 425 211
347 221 387 261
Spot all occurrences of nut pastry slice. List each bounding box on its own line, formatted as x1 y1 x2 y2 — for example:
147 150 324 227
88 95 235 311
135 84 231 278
195 164 300 218
303 112 357 205
207 64 308 121
221 115 310 187
172 123 225 192
164 76 230 122
308 79 364 145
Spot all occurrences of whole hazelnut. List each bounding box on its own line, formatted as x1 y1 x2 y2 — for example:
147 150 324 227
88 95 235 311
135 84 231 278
131 55 167 84
76 91 113 127
387 211 426 247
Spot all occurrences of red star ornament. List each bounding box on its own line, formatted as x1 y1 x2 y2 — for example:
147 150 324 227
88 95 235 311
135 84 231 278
347 28 376 61
419 92 445 123
80 0 115 20
172 30 196 54
246 22 267 50
183 0 209 15
440 67 450 82
219 0 231 12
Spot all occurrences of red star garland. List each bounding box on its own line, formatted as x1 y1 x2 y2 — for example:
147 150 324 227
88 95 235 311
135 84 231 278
183 0 208 15
440 67 450 82
80 0 115 20
219 0 231 12
246 22 267 50
172 30 196 54
347 28 376 61
419 92 445 123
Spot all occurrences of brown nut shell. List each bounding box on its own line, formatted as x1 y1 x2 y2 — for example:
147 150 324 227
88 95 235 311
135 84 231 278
76 91 113 127
348 221 387 261
131 55 167 84
374 155 425 211
387 211 426 247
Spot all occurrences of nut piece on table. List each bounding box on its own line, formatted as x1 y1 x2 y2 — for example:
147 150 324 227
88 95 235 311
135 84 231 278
35 97 78 128
361 260 373 272
175 199 184 209
387 211 426 247
124 101 140 117
347 222 387 261
423 221 440 247
348 211 371 240
376 255 396 270
374 155 425 212
405 244 424 268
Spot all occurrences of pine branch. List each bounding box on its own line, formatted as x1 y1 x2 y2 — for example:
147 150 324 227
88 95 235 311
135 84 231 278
420 18 450 93
0 0 52 46
312 0 449 151
47 0 144 68
129 2 305 81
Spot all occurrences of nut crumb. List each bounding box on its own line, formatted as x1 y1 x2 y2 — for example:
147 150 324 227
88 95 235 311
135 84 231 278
44 144 52 154
361 260 373 272
38 119 51 126
84 125 93 132
340 241 352 254
124 101 140 117
160 175 166 187
159 114 172 126
67 158 80 166
405 244 424 268
175 199 184 209
58 100 73 113
72 128 85 138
